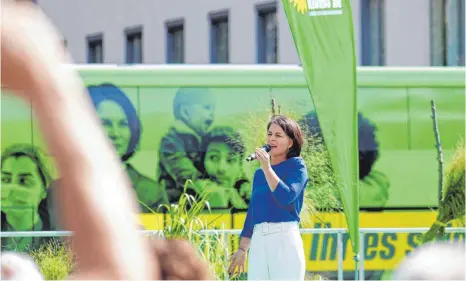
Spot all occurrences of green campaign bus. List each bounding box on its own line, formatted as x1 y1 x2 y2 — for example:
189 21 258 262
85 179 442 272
1 65 464 279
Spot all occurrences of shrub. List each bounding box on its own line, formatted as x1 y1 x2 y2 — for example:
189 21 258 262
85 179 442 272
150 180 231 280
29 239 75 280
422 140 465 243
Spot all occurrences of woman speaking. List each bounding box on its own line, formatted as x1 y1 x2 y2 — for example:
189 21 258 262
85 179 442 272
228 115 308 280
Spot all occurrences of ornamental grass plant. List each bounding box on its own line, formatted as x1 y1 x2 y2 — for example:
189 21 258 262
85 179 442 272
422 140 465 243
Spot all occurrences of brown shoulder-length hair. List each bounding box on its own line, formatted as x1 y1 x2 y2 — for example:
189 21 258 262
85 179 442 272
267 115 304 159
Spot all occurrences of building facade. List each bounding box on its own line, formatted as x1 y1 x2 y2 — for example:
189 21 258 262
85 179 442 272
37 0 465 66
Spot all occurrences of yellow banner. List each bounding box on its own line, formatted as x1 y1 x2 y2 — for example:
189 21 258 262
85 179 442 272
301 211 464 271
140 211 465 271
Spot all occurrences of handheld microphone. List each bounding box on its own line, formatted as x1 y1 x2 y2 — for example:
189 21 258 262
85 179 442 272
246 144 271 162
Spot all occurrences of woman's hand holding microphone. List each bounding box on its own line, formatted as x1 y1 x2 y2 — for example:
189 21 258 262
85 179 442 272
254 147 272 171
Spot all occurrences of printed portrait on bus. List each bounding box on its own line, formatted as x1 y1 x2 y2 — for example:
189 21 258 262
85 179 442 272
87 83 169 212
1 144 54 252
157 87 216 204
200 126 250 209
299 111 390 208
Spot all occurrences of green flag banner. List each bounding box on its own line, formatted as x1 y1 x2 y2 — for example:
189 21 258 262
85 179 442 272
281 0 360 260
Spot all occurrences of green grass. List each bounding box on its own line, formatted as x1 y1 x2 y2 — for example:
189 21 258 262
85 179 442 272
151 180 231 280
29 239 75 280
422 140 465 244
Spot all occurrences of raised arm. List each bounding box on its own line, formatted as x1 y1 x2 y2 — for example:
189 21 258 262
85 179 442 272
262 160 308 205
1 2 156 279
271 163 308 205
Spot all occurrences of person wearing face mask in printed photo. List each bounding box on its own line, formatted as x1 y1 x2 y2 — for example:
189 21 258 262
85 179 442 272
1 144 54 252
158 87 216 203
199 126 249 209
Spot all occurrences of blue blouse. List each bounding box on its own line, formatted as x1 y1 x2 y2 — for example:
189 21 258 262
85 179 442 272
240 157 309 238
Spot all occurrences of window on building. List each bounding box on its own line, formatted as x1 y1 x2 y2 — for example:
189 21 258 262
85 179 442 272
125 26 143 64
210 11 229 63
87 34 103 63
257 3 278 64
166 19 185 63
430 0 465 66
361 0 385 66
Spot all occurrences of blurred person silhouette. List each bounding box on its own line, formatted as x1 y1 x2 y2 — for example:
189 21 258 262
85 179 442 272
1 0 156 278
1 252 44 280
1 1 211 280
149 237 212 280
392 241 465 280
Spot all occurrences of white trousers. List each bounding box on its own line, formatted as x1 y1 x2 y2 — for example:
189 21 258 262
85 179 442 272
247 221 306 281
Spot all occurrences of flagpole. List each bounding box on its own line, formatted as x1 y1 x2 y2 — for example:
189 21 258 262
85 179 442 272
354 254 360 280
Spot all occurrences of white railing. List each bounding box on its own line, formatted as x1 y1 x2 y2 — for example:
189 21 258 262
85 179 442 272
1 227 465 281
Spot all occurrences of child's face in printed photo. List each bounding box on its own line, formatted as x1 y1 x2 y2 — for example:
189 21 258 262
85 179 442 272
1 156 46 227
97 100 131 157
204 142 242 186
182 103 215 135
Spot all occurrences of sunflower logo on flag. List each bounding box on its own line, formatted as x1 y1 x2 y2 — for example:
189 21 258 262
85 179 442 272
290 0 344 17
289 0 308 14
